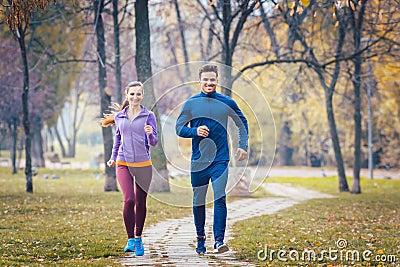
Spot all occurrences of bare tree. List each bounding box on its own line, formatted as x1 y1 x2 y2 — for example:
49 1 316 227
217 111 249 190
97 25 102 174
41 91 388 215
135 0 170 192
349 0 368 194
173 0 190 76
53 76 89 158
237 1 351 192
197 0 258 96
94 0 118 191
112 0 123 103
2 0 54 192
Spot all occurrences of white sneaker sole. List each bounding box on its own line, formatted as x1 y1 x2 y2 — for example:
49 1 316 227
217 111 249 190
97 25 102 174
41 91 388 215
213 244 229 254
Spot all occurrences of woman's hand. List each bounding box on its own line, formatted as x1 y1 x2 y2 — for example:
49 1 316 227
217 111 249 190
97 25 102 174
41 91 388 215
107 159 115 167
144 124 153 135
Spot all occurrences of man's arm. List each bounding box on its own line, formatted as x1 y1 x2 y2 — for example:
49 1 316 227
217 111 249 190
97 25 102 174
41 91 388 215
175 100 197 138
229 99 249 152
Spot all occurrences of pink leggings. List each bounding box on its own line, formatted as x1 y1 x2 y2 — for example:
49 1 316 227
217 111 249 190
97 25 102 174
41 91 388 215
116 164 152 238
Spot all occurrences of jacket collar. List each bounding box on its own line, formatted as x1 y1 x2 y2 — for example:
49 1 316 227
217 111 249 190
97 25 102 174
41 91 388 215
200 90 217 98
116 105 150 119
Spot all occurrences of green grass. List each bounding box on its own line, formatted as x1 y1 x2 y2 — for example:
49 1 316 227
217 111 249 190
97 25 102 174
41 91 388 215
2 167 399 266
230 176 400 266
0 167 190 266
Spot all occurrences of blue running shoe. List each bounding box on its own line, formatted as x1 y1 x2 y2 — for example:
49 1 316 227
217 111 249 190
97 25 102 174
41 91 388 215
124 238 135 252
134 237 144 256
213 241 229 254
196 236 206 255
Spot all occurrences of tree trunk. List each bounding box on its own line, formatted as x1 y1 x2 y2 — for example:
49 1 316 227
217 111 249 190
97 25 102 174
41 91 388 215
31 116 45 167
321 30 349 192
68 141 75 160
313 61 349 191
219 0 255 96
135 0 169 192
260 3 280 59
325 89 349 191
350 2 368 194
221 0 232 97
53 126 66 157
47 128 54 152
59 113 72 157
278 115 293 166
173 0 190 76
112 0 123 103
352 55 362 194
9 119 18 174
95 0 118 192
69 88 83 158
18 26 33 193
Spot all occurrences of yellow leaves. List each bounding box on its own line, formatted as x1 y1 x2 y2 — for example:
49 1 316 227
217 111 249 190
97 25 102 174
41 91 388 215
288 0 308 16
301 0 310 7
254 1 261 9
331 0 358 14
208 1 216 7
4 0 54 32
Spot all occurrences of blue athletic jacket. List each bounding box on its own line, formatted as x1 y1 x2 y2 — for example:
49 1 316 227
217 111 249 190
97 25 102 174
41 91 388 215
176 91 248 163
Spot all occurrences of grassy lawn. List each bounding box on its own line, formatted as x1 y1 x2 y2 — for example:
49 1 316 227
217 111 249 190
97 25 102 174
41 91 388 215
230 176 400 266
2 167 399 266
0 167 190 266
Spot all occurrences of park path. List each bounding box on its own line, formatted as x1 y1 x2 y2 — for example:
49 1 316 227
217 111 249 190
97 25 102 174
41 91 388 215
118 183 333 267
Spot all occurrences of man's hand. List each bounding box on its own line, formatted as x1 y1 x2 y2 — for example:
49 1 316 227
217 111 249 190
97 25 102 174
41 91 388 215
197 125 209 137
235 148 248 161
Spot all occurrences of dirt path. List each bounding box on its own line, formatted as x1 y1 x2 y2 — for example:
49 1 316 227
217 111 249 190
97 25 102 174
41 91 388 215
118 183 333 266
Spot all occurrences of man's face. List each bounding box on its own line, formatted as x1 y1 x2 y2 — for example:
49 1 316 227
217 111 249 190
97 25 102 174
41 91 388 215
199 71 218 94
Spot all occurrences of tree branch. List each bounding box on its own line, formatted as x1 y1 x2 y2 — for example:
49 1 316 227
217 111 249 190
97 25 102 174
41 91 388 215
233 58 321 82
230 0 257 58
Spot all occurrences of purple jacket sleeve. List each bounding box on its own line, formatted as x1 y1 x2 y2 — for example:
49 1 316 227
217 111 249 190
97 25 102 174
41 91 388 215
146 113 158 146
110 127 121 161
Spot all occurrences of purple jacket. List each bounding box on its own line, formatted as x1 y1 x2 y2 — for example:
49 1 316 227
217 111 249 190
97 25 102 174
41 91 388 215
110 105 158 163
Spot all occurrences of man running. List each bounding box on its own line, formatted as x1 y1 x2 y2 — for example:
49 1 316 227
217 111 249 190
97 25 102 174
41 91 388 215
176 64 249 254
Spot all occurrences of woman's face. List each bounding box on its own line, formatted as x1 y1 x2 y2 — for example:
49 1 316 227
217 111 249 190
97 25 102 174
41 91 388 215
126 86 143 107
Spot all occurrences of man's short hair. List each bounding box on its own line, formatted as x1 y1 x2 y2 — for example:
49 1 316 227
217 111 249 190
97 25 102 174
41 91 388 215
199 64 218 79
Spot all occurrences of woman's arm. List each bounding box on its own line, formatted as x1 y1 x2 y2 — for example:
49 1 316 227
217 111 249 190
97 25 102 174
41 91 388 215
146 113 158 146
